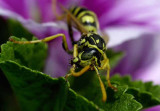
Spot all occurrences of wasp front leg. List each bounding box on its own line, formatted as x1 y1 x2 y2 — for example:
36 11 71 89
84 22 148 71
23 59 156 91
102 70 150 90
100 54 117 91
94 65 107 102
52 0 66 20
9 33 73 54
65 44 91 79
59 4 88 34
66 13 75 44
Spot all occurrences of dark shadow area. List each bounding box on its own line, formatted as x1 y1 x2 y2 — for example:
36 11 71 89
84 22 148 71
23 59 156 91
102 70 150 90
0 69 21 111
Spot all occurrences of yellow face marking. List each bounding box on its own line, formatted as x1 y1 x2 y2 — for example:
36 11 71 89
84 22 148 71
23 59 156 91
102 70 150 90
80 60 92 67
84 41 87 46
87 44 104 57
103 43 105 48
82 16 94 23
91 37 96 44
80 39 86 44
96 39 99 43
79 51 84 60
87 33 92 37
73 57 79 63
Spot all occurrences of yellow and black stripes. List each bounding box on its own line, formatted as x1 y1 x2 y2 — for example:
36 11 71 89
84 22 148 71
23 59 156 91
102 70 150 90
77 33 106 54
69 6 99 32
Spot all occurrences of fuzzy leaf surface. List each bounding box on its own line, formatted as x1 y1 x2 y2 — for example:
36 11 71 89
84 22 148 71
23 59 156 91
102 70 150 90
0 37 47 71
111 74 160 108
0 61 101 111
68 72 142 111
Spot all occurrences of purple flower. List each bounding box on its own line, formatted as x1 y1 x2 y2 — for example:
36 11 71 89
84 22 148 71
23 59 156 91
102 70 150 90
143 105 160 111
0 0 160 110
1 0 160 83
112 34 160 84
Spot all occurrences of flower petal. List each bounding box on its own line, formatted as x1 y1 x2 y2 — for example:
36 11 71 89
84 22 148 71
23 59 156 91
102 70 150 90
36 0 54 22
80 0 116 19
0 8 68 37
44 34 72 77
112 34 160 84
0 0 30 19
0 0 56 22
99 0 160 31
143 105 160 111
105 26 154 47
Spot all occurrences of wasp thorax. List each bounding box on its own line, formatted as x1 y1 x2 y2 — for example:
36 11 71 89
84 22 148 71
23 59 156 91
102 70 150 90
78 32 106 52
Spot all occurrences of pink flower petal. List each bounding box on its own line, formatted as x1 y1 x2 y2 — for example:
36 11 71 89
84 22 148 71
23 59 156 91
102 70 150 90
0 8 68 37
0 0 30 19
143 105 160 111
80 0 116 19
104 26 154 47
135 36 160 84
36 0 54 22
44 35 72 77
112 34 160 84
99 0 160 31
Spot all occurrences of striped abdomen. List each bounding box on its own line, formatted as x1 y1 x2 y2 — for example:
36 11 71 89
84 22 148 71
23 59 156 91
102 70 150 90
69 6 99 33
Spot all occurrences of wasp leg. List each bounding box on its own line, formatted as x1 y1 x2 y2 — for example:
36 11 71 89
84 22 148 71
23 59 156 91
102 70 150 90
52 0 66 20
65 65 90 79
65 44 90 79
9 33 72 54
55 14 66 20
100 54 117 91
67 13 75 44
59 4 88 34
73 44 78 57
65 44 78 79
71 65 90 77
65 64 90 80
94 65 107 102
52 1 77 43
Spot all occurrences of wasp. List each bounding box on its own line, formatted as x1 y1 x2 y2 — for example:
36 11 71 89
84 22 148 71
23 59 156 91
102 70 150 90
9 4 117 102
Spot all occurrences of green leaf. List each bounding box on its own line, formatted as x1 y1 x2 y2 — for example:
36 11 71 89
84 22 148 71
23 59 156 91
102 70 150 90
0 37 47 71
0 60 68 111
64 89 103 111
68 72 142 111
106 49 124 68
0 61 101 111
111 74 160 108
